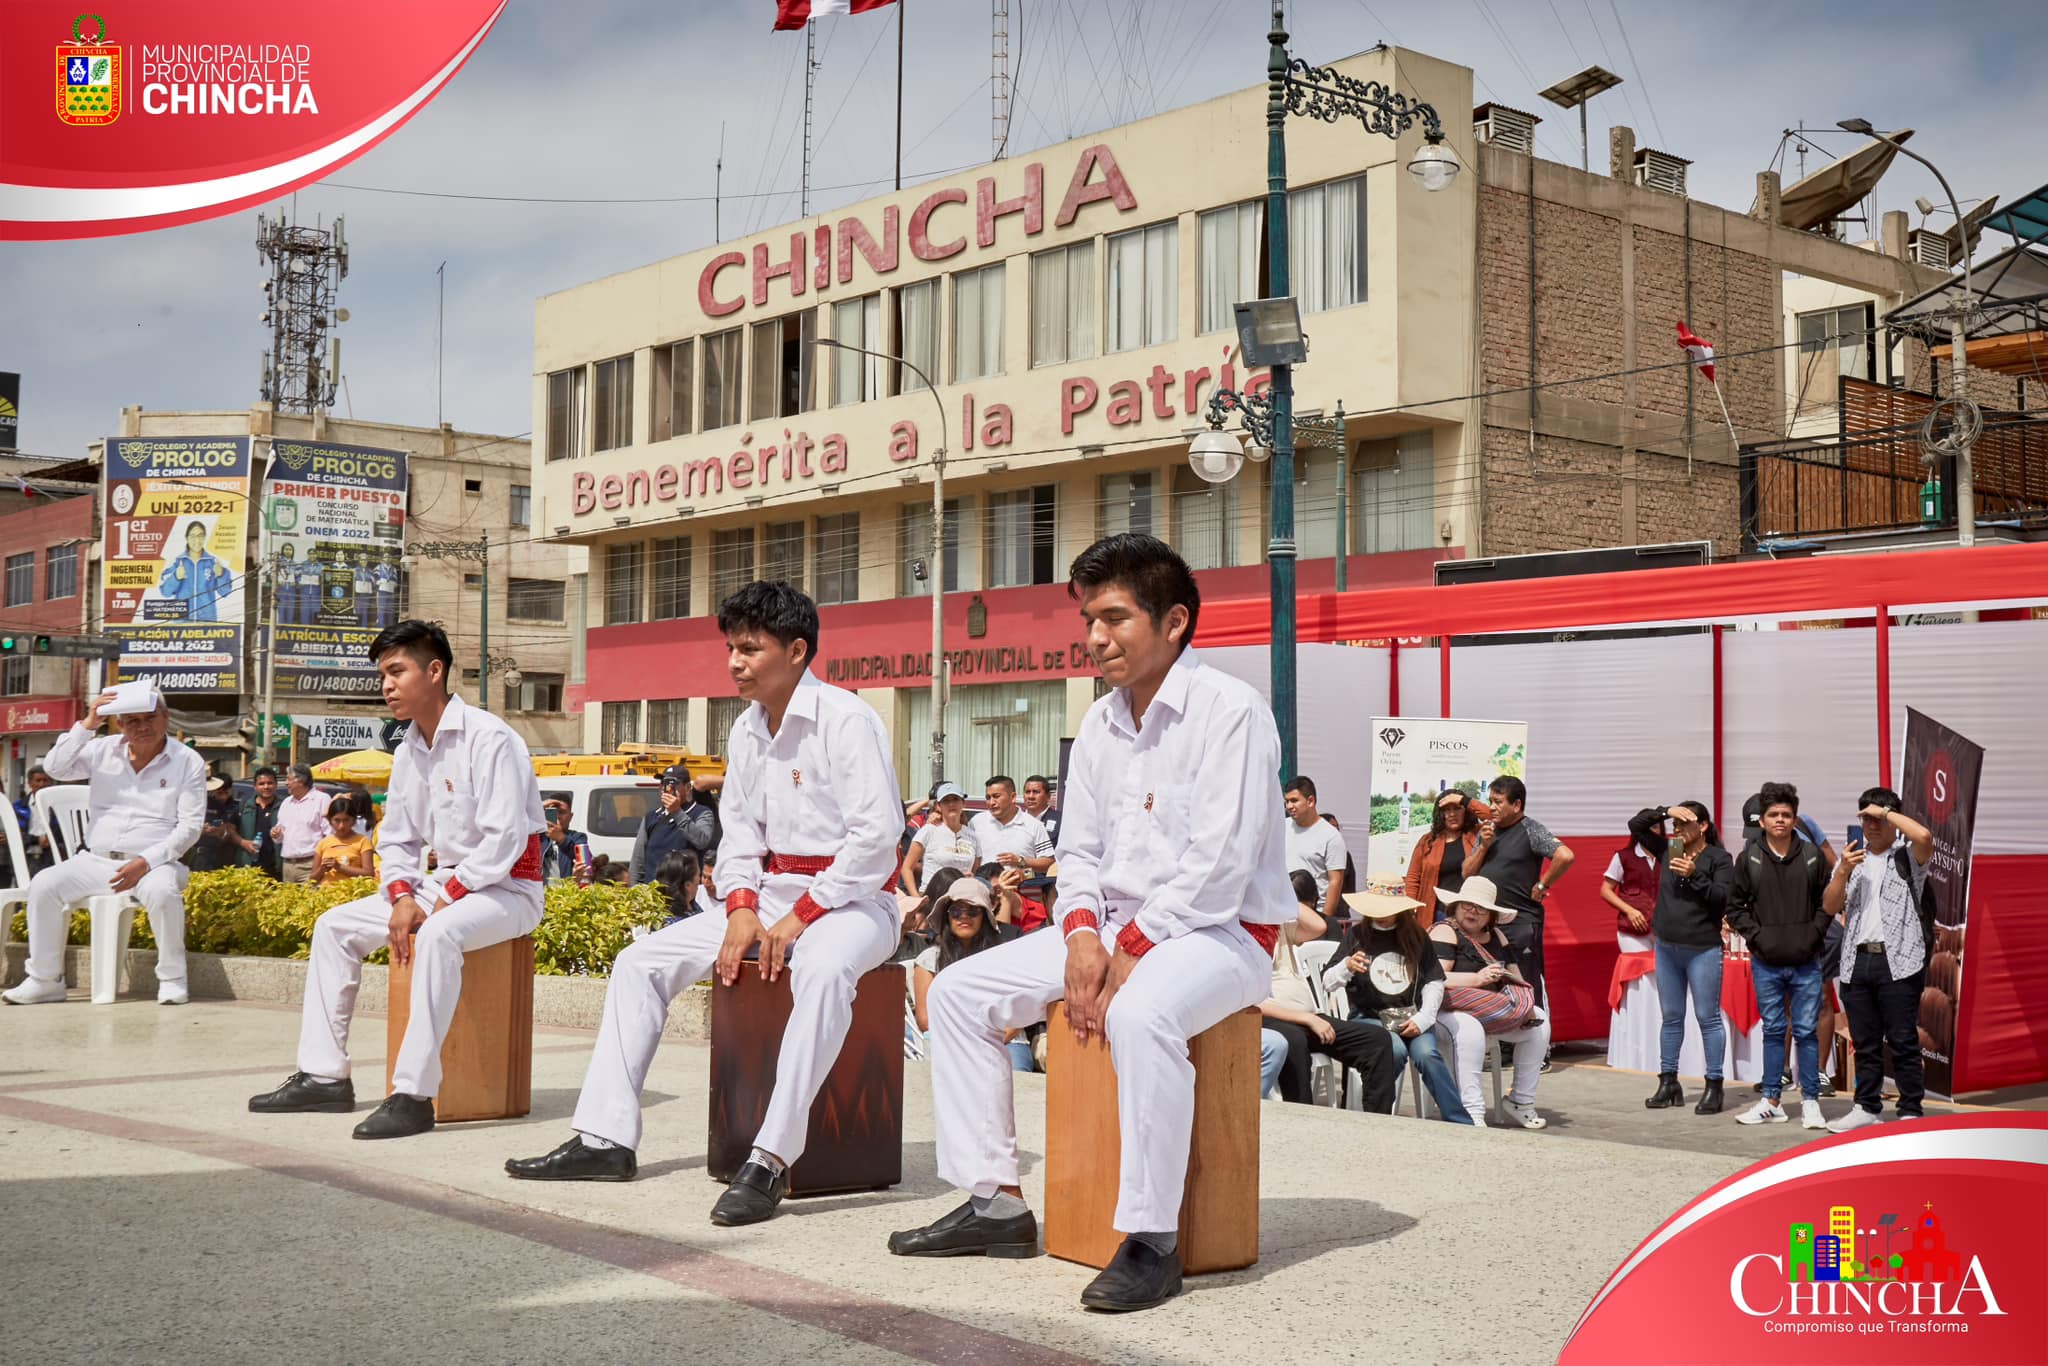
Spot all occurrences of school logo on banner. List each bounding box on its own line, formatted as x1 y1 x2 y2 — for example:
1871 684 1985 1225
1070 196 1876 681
56 15 121 127
1560 1116 2047 1365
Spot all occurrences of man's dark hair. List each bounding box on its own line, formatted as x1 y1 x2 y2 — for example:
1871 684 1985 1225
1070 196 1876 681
368 619 453 686
1285 775 1318 801
716 580 819 662
253 765 277 781
1289 869 1318 906
1757 781 1800 816
985 775 1015 794
27 764 47 779
1489 775 1528 806
1023 774 1050 791
1067 533 1200 648
1858 786 1902 813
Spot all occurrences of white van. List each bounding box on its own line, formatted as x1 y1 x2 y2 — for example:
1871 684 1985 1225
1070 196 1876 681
536 774 662 872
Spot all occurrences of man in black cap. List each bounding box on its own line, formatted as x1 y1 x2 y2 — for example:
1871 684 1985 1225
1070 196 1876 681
629 765 716 884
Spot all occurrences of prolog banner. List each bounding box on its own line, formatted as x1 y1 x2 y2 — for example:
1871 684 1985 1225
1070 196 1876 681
102 436 251 694
1900 708 1984 1100
264 439 406 700
0 1 506 240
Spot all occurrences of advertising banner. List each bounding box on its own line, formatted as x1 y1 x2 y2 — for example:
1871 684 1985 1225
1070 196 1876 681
102 435 250 693
296 714 384 751
0 371 18 450
1365 716 1528 886
1899 707 1984 1099
265 439 406 699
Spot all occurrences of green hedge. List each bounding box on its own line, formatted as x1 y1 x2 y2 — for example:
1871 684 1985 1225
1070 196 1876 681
7 868 671 977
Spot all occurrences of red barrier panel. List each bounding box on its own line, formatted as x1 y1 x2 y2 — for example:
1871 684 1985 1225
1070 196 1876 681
1954 854 2048 1095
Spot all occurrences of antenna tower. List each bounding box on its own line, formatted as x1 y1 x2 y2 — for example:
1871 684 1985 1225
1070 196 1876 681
256 212 348 414
992 0 1011 160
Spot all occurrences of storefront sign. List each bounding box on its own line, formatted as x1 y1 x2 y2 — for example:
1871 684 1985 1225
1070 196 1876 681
1899 707 1983 1100
102 435 251 693
295 713 385 750
263 439 407 698
2 698 76 731
1365 716 1529 885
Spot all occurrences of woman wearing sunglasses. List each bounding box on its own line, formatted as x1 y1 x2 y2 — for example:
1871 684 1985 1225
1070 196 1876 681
1631 801 1736 1114
910 877 1032 1071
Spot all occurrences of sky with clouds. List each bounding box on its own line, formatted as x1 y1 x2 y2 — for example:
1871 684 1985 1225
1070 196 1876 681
6 0 2044 462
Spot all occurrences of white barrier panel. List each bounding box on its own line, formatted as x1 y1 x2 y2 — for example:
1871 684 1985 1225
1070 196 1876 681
1722 627 1881 845
1889 618 2047 856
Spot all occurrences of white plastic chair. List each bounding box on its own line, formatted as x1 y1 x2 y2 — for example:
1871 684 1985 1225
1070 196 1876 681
0 797 35 936
1291 937 1351 1108
27 785 139 1004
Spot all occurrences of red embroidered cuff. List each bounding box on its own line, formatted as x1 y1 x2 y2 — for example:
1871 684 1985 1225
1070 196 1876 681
793 891 828 925
385 880 415 903
1116 921 1157 958
725 888 761 914
1060 908 1100 939
444 875 470 902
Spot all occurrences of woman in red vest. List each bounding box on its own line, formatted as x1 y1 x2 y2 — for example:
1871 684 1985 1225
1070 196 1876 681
1601 835 1663 1075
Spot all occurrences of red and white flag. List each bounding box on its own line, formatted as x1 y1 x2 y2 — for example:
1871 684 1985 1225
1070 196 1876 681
773 0 897 29
1675 322 1716 383
9 474 37 499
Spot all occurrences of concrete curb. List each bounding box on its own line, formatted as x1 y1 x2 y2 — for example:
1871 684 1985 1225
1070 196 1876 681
0 944 712 1041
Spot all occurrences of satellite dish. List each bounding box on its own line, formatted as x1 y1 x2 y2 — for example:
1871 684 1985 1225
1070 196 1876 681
1778 129 1913 232
334 307 351 322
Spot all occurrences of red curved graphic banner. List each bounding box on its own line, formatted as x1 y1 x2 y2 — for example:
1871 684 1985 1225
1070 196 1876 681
0 1 505 240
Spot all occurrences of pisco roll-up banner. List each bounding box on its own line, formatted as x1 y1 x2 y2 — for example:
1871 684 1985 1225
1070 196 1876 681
1899 707 1983 1100
1365 717 1529 887
264 439 406 699
102 435 250 693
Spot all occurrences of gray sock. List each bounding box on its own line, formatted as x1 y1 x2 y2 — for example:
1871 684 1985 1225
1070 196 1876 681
748 1146 787 1175
1131 1229 1177 1255
579 1132 618 1150
971 1191 1029 1220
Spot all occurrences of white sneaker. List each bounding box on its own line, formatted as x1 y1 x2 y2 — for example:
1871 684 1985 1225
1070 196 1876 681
1826 1106 1884 1135
1496 1098 1547 1129
1 978 69 1005
157 981 190 1005
1736 1098 1788 1125
1801 1100 1826 1130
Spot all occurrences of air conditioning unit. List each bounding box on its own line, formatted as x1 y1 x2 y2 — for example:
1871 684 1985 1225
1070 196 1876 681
1473 102 1540 156
1908 229 1953 270
1633 148 1690 197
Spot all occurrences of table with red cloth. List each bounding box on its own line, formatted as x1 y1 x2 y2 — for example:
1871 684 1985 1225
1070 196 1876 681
1605 936 1765 1081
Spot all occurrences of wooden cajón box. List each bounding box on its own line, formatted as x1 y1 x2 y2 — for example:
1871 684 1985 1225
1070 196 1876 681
385 934 534 1123
707 959 905 1196
1043 1003 1260 1274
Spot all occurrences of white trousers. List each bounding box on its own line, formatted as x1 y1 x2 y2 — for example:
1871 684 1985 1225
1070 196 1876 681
927 919 1269 1234
1437 1009 1551 1116
22 855 189 987
570 876 897 1160
296 878 544 1097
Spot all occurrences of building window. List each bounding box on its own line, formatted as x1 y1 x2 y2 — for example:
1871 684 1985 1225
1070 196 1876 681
812 512 860 605
1797 303 1875 382
601 701 641 751
706 696 748 754
507 577 566 622
604 542 645 625
952 263 1005 382
546 366 586 461
1198 202 1266 334
900 497 975 596
762 521 805 586
463 573 483 590
986 486 1058 588
3 552 30 607
45 544 80 600
508 484 531 528
702 328 743 430
711 527 756 606
1172 465 1237 570
1 656 28 696
1352 432 1437 554
1030 241 1096 366
829 295 884 406
652 339 694 441
1106 221 1178 353
594 355 635 452
1291 175 1367 313
749 310 817 422
1098 471 1154 538
896 279 941 392
509 672 564 712
646 698 688 745
463 478 483 495
650 535 692 620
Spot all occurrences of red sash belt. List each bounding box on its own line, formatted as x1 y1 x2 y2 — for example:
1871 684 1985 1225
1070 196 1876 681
766 851 834 877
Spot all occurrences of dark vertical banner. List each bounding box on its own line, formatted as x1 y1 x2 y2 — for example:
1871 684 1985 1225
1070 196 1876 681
0 372 19 450
1900 707 1984 1098
263 439 407 698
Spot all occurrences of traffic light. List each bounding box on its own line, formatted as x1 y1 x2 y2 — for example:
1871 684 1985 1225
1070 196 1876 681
0 635 13 653
34 635 51 652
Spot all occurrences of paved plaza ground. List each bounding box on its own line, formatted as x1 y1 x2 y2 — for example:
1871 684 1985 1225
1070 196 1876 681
0 996 1997 1365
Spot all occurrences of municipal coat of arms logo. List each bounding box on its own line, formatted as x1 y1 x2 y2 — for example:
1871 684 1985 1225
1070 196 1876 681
56 14 121 127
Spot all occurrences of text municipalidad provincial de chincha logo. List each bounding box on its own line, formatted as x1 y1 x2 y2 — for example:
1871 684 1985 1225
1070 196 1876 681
56 14 121 126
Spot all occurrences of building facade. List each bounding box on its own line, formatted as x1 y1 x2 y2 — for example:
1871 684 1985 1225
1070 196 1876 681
0 481 94 795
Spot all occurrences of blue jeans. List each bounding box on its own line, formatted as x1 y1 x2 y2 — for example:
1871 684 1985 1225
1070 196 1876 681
1354 1016 1473 1123
1655 940 1726 1080
1259 1029 1288 1098
1752 959 1823 1102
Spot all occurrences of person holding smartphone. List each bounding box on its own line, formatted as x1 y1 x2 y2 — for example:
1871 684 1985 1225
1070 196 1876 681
1823 788 1935 1133
1629 801 1736 1114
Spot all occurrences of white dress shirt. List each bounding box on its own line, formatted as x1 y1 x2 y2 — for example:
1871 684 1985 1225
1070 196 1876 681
42 723 206 870
969 808 1052 866
273 788 331 860
1056 649 1294 944
716 671 903 913
1286 817 1349 900
376 693 546 901
912 819 982 884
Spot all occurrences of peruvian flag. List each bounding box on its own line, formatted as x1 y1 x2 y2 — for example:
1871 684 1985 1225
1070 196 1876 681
773 0 897 29
10 474 37 499
1675 322 1716 383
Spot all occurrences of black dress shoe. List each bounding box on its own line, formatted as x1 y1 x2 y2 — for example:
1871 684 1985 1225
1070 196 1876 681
352 1093 437 1140
888 1200 1040 1258
505 1135 637 1182
1694 1079 1725 1115
709 1160 788 1226
248 1072 357 1114
1080 1237 1183 1313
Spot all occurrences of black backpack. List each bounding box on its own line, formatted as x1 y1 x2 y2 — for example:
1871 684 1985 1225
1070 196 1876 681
1893 845 1939 954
